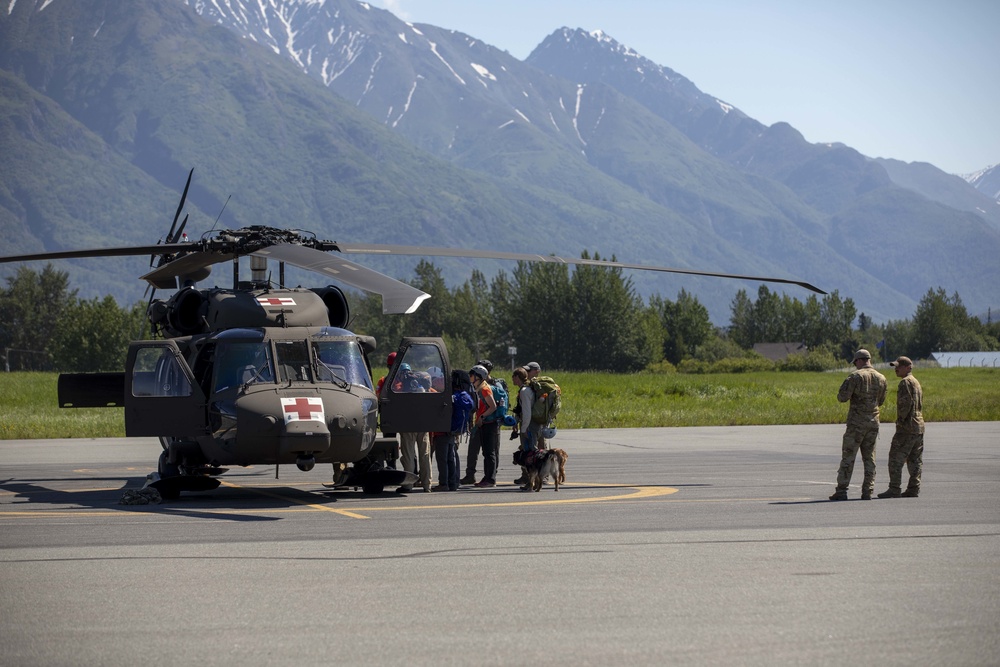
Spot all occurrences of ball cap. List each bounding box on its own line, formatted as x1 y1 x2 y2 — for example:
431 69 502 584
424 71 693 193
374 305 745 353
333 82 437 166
852 349 872 361
525 361 541 371
889 356 913 367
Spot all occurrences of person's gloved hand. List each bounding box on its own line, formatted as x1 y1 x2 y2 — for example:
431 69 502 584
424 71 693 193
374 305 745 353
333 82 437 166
509 429 519 441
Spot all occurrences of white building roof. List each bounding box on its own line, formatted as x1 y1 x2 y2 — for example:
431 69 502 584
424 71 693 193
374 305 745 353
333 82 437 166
929 352 1000 368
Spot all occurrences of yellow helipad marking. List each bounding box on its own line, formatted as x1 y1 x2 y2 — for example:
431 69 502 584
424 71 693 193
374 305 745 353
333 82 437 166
218 480 371 519
346 483 679 513
0 483 680 520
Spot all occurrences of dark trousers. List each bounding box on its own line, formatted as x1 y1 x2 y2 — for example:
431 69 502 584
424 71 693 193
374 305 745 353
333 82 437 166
466 421 500 482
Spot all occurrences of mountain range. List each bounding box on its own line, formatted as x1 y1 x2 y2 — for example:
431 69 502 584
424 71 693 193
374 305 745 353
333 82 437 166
1 0 997 324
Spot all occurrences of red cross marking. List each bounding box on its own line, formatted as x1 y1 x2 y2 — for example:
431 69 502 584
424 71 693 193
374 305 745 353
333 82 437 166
282 397 322 421
258 297 295 306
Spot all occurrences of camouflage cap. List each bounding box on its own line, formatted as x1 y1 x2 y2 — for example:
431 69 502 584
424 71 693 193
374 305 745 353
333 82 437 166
889 356 912 367
852 349 872 361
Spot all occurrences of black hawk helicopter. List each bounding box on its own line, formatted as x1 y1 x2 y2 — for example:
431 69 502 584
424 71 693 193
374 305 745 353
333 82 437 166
0 170 825 498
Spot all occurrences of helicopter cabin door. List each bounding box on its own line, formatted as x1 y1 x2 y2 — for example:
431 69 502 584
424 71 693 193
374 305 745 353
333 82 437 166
124 341 206 437
378 337 451 434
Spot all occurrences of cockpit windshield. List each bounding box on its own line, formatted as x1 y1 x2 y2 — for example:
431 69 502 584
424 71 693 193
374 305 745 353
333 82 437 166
313 339 374 390
213 341 275 393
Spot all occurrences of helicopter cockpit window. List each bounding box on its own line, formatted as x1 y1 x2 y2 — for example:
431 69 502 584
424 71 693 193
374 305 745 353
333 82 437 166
391 344 445 394
275 340 312 383
313 340 373 390
213 341 274 393
132 346 193 397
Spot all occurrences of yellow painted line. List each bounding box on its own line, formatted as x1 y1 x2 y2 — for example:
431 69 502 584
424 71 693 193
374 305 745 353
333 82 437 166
2 485 813 521
218 480 371 519
0 511 127 517
342 484 679 512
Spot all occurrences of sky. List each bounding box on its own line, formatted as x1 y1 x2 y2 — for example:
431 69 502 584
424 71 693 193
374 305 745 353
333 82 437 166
367 0 999 176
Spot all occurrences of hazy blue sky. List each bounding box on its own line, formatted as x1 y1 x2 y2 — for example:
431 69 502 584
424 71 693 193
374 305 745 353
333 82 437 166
368 0 998 176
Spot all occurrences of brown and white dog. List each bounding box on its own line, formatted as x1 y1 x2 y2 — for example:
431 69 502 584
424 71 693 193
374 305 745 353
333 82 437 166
512 448 568 491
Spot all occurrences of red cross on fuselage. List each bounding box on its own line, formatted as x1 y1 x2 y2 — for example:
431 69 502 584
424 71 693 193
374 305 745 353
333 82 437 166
259 298 289 306
284 398 319 420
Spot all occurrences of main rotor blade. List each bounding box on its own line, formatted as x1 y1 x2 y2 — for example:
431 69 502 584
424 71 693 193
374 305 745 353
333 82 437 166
254 244 431 314
140 250 232 289
334 243 827 295
166 168 194 244
0 243 195 264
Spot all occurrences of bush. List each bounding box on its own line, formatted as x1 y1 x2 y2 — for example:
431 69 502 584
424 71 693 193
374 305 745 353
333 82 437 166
644 359 677 374
708 356 774 373
677 358 710 374
778 349 840 372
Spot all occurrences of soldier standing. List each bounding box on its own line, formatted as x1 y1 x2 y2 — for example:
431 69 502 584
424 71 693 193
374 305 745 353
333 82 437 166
878 356 924 498
830 349 887 501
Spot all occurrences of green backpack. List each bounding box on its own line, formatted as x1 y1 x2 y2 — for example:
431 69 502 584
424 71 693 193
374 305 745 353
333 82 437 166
529 376 562 424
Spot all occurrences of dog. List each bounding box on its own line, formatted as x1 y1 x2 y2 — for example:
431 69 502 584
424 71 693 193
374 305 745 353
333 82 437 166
512 448 568 492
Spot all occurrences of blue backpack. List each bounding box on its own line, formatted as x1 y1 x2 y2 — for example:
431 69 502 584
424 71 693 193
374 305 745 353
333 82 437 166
483 377 508 423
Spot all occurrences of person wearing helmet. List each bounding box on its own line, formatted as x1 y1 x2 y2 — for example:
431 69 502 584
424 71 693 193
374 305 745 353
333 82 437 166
463 364 498 487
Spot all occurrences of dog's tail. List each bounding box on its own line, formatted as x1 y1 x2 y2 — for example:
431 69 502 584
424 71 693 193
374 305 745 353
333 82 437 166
553 448 568 484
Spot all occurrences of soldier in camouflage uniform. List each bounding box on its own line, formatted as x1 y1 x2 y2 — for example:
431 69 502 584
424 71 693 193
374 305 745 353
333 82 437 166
830 349 887 501
878 356 924 498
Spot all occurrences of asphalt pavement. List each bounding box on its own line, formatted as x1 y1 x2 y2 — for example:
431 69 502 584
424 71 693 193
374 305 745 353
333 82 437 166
1 422 998 666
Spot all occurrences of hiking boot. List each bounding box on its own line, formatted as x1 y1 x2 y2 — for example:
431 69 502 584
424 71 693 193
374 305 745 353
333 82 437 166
459 475 476 485
474 479 495 488
861 490 872 500
828 491 848 501
513 475 527 484
877 489 900 499
901 488 920 498
431 485 449 492
396 485 413 494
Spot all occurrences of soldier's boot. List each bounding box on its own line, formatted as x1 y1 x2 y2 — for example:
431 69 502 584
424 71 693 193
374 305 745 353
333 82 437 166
861 489 872 500
900 487 920 498
877 488 901 499
828 490 848 501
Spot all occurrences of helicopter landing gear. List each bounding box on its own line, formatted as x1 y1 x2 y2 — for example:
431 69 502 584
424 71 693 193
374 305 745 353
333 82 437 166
147 446 221 500
157 450 181 477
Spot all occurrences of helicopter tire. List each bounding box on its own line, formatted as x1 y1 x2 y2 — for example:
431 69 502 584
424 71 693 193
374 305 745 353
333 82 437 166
157 450 180 478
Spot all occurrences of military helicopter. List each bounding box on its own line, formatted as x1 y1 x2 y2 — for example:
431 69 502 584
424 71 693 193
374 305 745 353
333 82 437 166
0 170 825 499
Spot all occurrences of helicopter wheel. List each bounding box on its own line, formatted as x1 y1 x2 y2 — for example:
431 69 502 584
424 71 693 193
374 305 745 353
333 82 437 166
157 450 180 478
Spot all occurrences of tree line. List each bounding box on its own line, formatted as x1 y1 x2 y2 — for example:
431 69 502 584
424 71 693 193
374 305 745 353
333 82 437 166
349 258 1000 373
2 262 997 373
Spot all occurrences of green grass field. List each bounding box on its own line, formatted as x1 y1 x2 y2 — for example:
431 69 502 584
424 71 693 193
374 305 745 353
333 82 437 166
1 368 997 439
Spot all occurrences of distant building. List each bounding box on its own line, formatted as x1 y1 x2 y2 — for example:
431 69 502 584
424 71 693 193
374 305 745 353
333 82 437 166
930 352 1000 368
752 342 807 362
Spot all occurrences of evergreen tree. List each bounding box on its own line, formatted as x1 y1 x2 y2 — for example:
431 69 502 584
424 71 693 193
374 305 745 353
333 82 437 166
653 289 712 364
50 298 145 372
0 264 77 370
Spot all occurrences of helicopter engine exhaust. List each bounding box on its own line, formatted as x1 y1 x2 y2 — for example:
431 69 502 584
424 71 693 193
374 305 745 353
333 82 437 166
296 454 316 472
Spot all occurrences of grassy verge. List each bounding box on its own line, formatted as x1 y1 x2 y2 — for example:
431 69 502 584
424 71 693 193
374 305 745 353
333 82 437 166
556 368 1000 427
1 368 998 439
0 373 125 439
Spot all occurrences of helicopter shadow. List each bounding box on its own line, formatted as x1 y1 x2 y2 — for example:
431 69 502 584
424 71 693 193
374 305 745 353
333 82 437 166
0 477 281 522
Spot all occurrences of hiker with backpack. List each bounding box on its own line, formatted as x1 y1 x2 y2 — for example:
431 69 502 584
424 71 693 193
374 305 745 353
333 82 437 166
511 367 539 452
523 362 560 450
431 369 475 492
462 364 499 487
